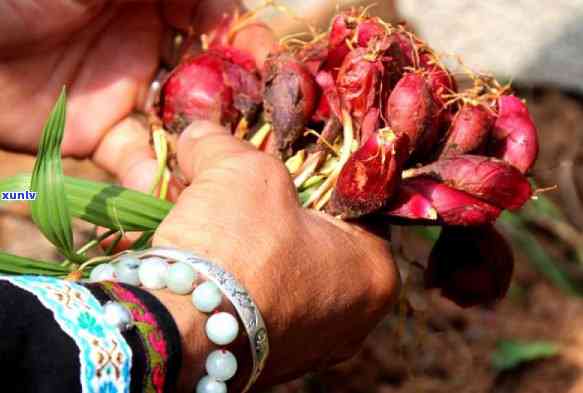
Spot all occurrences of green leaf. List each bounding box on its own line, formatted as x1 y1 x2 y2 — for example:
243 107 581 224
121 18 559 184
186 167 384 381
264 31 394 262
0 251 69 276
491 339 559 371
0 174 172 231
523 194 564 221
131 231 155 250
412 226 441 242
29 88 79 261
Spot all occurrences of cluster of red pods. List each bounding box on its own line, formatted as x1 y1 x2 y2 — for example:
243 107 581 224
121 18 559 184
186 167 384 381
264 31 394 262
155 9 539 308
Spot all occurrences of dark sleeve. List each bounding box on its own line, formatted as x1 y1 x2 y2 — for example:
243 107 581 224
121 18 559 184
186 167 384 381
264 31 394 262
0 278 182 393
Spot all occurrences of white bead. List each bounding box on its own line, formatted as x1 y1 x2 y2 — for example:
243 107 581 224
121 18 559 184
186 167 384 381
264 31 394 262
115 256 141 286
206 312 239 346
196 376 227 393
138 257 168 289
206 350 238 381
192 281 222 313
103 301 133 331
166 262 197 295
89 263 116 282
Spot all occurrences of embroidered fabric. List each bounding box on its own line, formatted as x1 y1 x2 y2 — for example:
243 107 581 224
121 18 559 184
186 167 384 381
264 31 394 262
0 276 132 393
99 281 169 393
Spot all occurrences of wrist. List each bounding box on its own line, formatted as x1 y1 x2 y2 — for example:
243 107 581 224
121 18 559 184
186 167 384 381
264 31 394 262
99 247 270 393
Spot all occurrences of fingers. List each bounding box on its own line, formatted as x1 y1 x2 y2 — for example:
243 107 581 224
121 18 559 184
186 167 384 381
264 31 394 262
176 120 255 182
92 116 154 181
62 3 163 158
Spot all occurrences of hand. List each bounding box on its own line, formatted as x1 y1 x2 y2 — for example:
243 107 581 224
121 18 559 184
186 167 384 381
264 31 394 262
0 0 271 185
152 121 400 391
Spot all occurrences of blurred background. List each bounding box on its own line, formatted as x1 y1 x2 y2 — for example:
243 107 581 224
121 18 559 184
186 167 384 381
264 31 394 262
2 1 583 392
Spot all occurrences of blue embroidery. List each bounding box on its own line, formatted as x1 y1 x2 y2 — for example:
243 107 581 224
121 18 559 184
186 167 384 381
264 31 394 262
99 382 119 393
78 312 106 338
0 276 132 393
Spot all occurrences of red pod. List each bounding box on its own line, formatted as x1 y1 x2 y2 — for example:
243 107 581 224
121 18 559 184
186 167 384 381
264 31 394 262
402 177 501 226
488 95 539 173
439 104 494 158
159 50 261 134
425 225 514 308
406 155 532 210
263 54 319 155
383 184 438 221
328 131 410 218
356 17 386 47
313 70 342 122
337 48 384 124
324 13 353 72
386 73 439 155
420 53 456 105
420 53 457 129
360 108 380 145
382 30 417 88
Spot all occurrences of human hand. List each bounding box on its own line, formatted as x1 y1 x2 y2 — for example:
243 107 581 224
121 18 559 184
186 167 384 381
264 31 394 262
0 0 271 184
152 120 400 391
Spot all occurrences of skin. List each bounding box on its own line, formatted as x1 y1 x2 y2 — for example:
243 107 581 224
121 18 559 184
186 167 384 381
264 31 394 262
0 1 400 392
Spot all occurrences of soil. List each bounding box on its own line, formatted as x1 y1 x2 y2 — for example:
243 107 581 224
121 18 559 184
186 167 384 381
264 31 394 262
2 88 583 393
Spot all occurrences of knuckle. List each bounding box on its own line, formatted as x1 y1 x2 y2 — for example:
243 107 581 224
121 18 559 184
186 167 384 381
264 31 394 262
238 151 293 184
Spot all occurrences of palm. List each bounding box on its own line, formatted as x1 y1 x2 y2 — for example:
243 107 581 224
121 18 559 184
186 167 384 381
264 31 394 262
0 2 164 157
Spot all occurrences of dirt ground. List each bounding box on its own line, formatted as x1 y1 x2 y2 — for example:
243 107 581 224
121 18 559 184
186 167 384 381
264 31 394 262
2 88 583 393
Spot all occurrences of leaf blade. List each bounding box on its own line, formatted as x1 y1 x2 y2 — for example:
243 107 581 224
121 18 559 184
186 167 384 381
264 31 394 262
491 339 559 371
29 88 79 261
1 174 172 231
0 251 69 276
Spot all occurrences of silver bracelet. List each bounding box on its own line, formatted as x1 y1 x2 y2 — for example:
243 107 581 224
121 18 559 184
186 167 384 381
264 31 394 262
110 247 269 393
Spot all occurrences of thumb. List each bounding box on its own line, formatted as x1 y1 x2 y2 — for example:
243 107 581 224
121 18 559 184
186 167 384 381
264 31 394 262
176 120 256 182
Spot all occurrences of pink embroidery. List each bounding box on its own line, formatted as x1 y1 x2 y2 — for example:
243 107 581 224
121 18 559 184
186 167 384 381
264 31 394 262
149 331 169 359
101 282 168 393
152 365 165 389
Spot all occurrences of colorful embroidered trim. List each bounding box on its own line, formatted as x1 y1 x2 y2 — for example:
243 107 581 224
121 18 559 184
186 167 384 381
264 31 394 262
99 282 168 393
0 276 132 393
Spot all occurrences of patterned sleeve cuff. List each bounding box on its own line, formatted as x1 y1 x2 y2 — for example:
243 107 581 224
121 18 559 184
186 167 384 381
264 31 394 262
85 282 182 393
0 276 181 393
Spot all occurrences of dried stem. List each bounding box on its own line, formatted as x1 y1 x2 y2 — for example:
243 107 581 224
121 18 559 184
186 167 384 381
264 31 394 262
303 109 354 208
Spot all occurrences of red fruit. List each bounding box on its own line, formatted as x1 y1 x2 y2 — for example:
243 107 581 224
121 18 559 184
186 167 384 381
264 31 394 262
360 108 380 145
328 131 409 218
439 104 494 158
420 53 456 105
337 48 384 124
386 73 439 156
405 155 532 210
324 13 353 72
402 177 501 226
159 50 261 133
263 54 319 155
381 30 417 88
313 70 342 122
383 184 438 221
420 53 457 131
329 13 353 48
386 30 416 68
297 39 329 75
425 225 514 308
356 18 386 47
488 95 539 173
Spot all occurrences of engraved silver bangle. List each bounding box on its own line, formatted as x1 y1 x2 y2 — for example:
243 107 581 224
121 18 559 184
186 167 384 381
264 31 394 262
129 247 269 393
